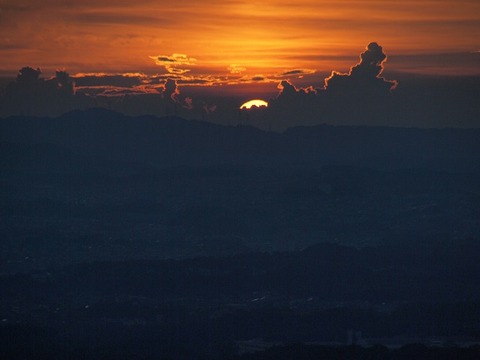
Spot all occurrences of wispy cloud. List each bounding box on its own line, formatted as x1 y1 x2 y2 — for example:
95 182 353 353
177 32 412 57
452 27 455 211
150 53 197 75
279 69 316 77
228 64 247 74
150 54 197 66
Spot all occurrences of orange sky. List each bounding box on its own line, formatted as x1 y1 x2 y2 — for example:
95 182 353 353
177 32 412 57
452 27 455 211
1 0 479 84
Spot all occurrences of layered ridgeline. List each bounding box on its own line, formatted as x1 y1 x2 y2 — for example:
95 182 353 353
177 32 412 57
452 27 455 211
1 108 479 172
1 110 480 358
1 108 480 270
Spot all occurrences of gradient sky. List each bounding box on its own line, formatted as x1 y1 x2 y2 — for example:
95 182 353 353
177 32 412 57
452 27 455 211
1 0 479 86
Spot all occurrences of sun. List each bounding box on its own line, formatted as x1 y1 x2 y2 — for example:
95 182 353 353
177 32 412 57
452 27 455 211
240 99 268 109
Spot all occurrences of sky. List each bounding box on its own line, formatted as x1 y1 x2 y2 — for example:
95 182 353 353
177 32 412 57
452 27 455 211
0 0 479 128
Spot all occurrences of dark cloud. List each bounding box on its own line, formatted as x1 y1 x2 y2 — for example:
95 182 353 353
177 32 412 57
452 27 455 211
282 70 304 76
55 70 75 95
325 42 397 93
73 74 143 88
259 43 479 130
278 80 297 96
176 79 210 85
2 42 479 131
280 69 316 77
162 78 180 102
150 54 196 66
96 88 139 96
277 80 317 98
148 74 215 86
0 67 91 116
157 56 177 63
149 74 184 82
261 43 400 130
15 66 41 86
0 66 219 119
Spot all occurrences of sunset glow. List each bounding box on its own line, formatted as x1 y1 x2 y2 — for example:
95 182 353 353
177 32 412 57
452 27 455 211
0 0 479 123
1 0 479 83
2 2 480 356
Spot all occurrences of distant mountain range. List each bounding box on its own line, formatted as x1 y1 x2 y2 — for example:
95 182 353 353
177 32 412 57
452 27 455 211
1 108 479 173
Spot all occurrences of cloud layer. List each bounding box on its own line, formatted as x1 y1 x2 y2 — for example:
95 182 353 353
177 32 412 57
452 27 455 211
1 43 479 130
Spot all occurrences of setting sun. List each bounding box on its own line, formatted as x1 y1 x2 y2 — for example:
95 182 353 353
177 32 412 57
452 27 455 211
240 99 269 109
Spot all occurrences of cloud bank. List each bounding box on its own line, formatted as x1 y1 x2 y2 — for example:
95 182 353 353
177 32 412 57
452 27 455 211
255 43 399 129
1 43 479 130
324 42 397 93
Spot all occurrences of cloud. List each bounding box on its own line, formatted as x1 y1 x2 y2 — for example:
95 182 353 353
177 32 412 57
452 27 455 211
0 66 86 116
11 67 75 96
260 43 401 130
165 67 191 75
73 74 143 88
156 56 177 63
228 64 246 74
276 80 317 98
3 42 479 130
280 69 316 77
324 42 397 93
176 78 213 85
150 54 196 66
150 53 197 76
277 80 297 96
55 70 75 95
162 78 180 102
251 75 265 82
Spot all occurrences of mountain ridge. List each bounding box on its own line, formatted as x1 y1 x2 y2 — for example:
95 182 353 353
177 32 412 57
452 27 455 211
1 108 479 172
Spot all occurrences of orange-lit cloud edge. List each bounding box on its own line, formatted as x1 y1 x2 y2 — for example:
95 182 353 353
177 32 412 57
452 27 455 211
66 47 480 99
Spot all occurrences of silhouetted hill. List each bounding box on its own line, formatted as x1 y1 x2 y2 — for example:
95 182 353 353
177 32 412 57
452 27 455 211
1 109 479 171
0 109 281 168
2 241 480 359
2 110 480 359
1 109 479 271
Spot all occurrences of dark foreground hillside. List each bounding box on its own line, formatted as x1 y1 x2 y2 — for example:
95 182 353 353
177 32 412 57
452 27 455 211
1 242 480 358
1 243 480 359
1 110 480 270
1 110 480 358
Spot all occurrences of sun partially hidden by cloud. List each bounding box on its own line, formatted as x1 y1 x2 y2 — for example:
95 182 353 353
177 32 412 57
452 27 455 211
240 99 269 109
1 41 480 131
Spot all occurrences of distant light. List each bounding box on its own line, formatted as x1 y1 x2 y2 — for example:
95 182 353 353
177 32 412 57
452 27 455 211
240 99 268 109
